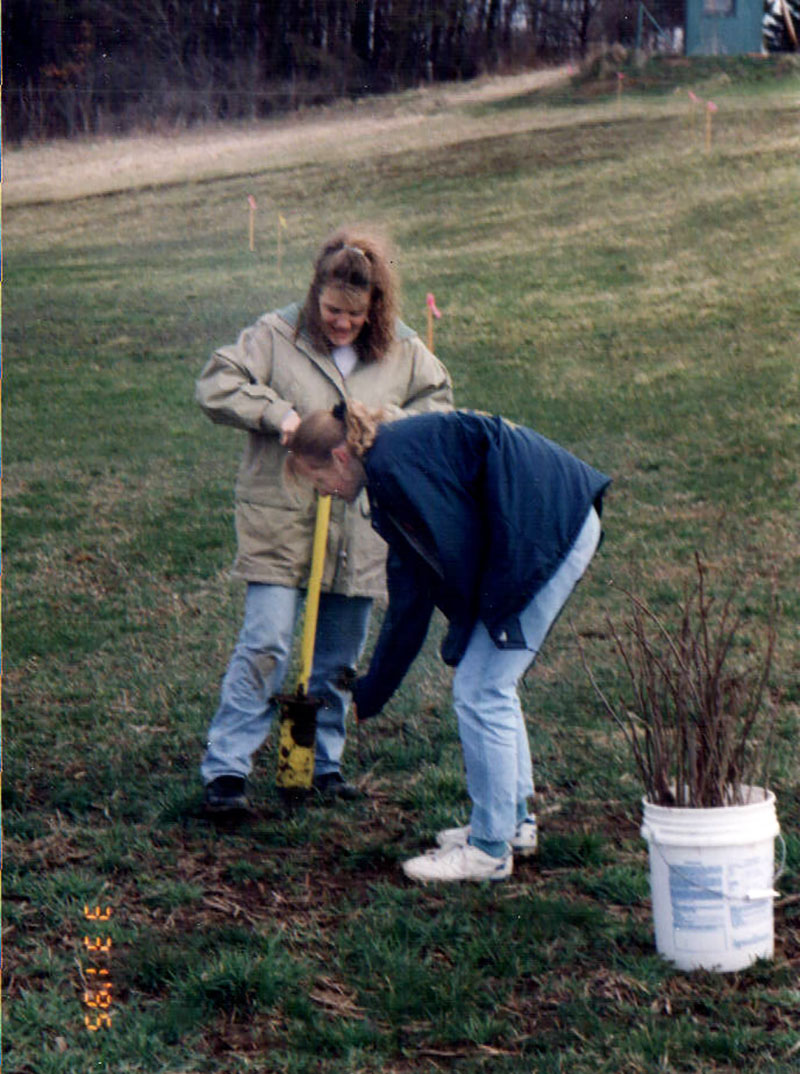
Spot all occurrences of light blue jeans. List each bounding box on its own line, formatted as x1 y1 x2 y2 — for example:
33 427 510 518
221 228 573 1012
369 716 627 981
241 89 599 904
452 508 602 852
201 584 372 785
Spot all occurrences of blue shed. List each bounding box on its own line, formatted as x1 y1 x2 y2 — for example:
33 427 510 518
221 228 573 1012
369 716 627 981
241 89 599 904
685 0 765 54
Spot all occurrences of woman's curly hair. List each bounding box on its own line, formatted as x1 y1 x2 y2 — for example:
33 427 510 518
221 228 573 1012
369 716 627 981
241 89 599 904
297 226 398 362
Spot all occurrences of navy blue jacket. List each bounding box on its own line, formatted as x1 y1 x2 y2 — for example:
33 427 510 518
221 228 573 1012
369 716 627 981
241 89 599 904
351 411 611 720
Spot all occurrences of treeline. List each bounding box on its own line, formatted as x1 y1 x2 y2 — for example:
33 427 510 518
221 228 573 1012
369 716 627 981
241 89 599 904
5 0 684 142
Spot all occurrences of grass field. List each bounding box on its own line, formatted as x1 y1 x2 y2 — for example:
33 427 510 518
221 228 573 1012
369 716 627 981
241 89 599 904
3 60 800 1073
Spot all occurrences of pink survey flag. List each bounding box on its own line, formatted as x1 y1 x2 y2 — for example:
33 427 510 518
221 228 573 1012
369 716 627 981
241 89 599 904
247 195 257 251
425 292 441 352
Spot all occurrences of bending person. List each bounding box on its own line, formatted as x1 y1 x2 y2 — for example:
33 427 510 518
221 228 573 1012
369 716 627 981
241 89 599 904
196 228 453 812
286 402 610 881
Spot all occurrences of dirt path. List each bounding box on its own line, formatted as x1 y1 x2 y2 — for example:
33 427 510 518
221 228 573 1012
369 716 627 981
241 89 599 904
4 67 570 206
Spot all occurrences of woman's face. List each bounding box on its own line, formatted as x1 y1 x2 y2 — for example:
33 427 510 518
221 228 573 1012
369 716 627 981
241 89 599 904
318 285 370 348
292 446 365 503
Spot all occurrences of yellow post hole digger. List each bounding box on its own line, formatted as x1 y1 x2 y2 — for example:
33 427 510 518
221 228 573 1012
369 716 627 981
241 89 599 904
275 493 331 804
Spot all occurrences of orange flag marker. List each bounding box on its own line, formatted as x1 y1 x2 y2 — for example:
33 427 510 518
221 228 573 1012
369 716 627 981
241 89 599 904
277 213 288 272
247 195 257 251
705 100 718 152
426 292 442 352
688 89 699 133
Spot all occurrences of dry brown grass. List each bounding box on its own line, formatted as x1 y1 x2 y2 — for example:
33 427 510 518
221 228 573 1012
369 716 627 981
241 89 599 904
4 68 572 206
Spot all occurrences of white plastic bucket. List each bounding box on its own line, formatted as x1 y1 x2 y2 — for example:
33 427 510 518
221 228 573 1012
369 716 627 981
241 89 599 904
640 787 780 972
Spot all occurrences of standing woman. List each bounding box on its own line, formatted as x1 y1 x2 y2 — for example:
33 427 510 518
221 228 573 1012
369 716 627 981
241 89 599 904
287 403 611 882
197 228 453 812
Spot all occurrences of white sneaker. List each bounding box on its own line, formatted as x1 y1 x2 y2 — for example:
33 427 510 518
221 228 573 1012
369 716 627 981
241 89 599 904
435 816 538 857
402 843 512 883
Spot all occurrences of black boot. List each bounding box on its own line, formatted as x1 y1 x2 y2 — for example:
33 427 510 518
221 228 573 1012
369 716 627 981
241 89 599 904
312 772 363 801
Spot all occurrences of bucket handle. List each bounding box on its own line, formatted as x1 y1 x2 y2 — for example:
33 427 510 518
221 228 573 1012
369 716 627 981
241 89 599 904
774 831 787 887
647 833 786 902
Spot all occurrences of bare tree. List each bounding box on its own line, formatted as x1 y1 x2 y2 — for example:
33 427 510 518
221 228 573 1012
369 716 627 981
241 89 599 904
3 0 697 142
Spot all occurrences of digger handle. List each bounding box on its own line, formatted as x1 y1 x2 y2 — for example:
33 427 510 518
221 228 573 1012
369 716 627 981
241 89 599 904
297 494 332 694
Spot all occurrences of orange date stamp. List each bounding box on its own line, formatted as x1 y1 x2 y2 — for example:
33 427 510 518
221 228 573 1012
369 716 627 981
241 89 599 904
81 904 114 1031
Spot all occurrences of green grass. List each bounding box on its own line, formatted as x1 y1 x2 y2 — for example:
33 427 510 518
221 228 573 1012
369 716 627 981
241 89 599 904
4 62 800 1072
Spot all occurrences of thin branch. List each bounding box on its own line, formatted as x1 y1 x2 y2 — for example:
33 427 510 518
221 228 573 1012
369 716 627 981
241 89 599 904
580 560 780 807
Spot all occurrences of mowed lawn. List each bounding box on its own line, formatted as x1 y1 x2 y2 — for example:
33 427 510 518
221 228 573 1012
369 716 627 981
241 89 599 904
3 63 800 1074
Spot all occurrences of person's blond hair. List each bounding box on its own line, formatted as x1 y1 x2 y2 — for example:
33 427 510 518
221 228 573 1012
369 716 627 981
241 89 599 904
285 400 383 483
297 226 398 362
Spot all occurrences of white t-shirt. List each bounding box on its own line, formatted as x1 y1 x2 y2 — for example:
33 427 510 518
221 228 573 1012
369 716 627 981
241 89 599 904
332 344 358 379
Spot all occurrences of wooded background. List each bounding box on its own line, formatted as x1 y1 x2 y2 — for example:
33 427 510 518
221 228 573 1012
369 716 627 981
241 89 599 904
4 1 794 143
5 0 690 141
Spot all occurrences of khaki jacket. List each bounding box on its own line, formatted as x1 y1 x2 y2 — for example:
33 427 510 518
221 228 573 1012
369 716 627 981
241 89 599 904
196 303 453 597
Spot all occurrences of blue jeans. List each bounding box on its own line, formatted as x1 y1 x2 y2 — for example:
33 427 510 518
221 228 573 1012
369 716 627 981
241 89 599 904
452 508 602 848
201 584 372 784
